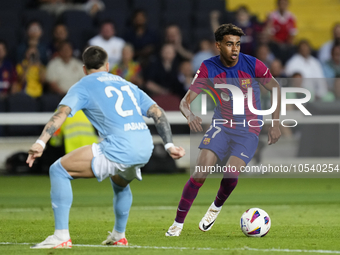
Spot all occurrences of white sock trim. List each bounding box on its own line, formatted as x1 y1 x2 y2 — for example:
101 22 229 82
173 221 183 228
112 229 125 240
54 229 70 241
211 202 222 210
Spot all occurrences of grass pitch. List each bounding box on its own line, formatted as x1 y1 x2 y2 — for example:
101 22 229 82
1 174 340 255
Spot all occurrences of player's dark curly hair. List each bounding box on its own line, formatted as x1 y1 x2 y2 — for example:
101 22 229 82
214 23 245 42
82 46 108 70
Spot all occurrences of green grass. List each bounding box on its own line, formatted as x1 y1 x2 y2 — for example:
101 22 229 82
1 174 340 255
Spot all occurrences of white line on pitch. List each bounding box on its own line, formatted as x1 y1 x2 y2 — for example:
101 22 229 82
0 206 178 213
1 242 340 254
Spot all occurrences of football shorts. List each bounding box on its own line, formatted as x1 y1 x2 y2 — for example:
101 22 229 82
199 124 259 165
91 143 145 182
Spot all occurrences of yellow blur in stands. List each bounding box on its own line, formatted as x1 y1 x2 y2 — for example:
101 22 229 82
50 110 98 154
16 60 45 98
228 0 340 48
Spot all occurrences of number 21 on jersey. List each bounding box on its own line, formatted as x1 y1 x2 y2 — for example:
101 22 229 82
105 85 142 117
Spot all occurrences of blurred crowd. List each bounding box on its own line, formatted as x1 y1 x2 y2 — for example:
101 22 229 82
0 0 340 111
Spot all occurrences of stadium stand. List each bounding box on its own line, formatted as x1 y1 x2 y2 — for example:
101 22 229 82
0 0 25 11
95 10 129 37
60 10 95 52
0 10 20 31
131 0 162 31
0 98 6 136
21 10 55 44
163 0 193 14
195 0 226 12
0 0 339 168
101 0 129 12
6 93 41 136
39 93 62 113
228 0 340 48
162 12 192 35
0 28 18 59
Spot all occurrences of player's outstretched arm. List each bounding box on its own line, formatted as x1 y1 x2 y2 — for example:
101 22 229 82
147 104 185 159
262 78 281 145
26 105 71 167
180 90 203 132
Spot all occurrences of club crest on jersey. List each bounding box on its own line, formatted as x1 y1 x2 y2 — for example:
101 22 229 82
241 79 251 89
203 138 210 145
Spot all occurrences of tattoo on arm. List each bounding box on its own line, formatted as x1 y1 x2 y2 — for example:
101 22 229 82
147 104 173 145
39 105 71 141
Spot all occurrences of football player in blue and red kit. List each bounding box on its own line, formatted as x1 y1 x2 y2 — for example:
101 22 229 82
166 24 281 236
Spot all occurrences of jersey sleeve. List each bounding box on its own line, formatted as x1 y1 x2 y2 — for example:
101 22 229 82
59 83 88 117
255 59 273 85
138 88 156 117
188 62 209 94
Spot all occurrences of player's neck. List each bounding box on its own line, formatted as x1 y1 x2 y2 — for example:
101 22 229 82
219 56 238 68
87 68 108 75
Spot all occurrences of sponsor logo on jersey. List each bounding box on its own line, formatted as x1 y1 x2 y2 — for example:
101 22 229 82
124 122 148 131
241 152 249 158
221 92 230 101
203 138 210 145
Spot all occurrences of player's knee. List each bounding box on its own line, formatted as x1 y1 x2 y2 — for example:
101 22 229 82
49 159 72 179
49 160 59 176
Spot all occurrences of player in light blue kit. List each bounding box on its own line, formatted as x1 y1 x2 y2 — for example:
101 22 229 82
26 46 185 249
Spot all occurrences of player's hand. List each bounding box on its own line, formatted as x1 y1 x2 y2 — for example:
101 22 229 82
188 113 203 132
167 146 185 159
268 126 281 145
26 143 44 167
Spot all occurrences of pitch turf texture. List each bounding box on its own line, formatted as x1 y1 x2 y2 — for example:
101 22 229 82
1 174 340 255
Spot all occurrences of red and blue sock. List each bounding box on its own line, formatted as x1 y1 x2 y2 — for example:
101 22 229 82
175 177 203 224
214 178 238 207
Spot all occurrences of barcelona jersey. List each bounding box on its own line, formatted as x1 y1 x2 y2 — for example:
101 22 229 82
189 53 272 136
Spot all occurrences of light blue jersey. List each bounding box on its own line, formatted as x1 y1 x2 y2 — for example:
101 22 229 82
59 72 155 165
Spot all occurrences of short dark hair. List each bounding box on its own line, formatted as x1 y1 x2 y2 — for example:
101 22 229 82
132 9 147 19
236 5 249 14
82 46 108 70
58 40 73 52
332 43 340 54
214 23 245 42
26 20 42 30
277 0 289 5
0 40 8 51
100 19 114 28
297 39 311 50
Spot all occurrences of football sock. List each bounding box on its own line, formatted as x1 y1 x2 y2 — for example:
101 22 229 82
111 179 132 233
111 229 125 240
54 229 71 241
214 178 238 207
172 221 183 228
175 177 203 223
49 159 73 232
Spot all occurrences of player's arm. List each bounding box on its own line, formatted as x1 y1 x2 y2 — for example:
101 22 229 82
147 104 185 159
180 90 203 132
26 105 71 167
262 77 281 145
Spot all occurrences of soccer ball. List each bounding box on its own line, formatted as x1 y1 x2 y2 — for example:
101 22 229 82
240 208 271 237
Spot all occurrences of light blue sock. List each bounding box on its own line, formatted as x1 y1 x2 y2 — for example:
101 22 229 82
110 179 132 233
50 158 73 230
